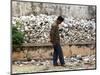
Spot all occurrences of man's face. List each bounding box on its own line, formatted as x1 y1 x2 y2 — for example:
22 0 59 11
57 20 62 25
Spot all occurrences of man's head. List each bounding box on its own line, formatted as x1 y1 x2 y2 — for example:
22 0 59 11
56 16 64 25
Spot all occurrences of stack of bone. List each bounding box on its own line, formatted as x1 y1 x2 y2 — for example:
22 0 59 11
12 14 96 44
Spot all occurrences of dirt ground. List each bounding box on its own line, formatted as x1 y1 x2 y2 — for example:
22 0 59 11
12 62 95 74
12 45 96 74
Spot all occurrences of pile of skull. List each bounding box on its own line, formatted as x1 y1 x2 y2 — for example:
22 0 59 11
12 14 96 44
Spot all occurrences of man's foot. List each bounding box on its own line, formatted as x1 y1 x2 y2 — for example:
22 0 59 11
53 64 59 66
61 64 66 67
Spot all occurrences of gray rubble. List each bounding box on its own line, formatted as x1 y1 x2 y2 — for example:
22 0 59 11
13 55 95 67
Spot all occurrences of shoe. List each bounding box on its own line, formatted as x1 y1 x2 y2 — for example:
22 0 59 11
61 64 66 67
53 64 59 66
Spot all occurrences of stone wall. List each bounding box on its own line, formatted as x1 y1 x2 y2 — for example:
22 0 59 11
12 1 96 19
12 45 95 61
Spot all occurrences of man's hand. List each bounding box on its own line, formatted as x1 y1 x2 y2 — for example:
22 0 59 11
48 38 53 43
61 34 64 38
50 39 53 43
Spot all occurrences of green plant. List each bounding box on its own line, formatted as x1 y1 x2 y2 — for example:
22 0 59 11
12 26 24 46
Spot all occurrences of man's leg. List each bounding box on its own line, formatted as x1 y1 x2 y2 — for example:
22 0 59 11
53 44 59 65
57 44 65 65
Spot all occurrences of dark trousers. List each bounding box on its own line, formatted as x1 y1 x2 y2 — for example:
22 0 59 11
53 43 65 65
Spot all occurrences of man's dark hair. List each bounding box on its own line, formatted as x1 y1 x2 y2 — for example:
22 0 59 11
57 16 64 22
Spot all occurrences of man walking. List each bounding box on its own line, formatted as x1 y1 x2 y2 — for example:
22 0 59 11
50 16 65 66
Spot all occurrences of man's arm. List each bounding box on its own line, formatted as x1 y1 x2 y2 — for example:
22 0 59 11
50 25 55 43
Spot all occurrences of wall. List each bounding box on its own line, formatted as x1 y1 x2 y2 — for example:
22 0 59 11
12 1 96 19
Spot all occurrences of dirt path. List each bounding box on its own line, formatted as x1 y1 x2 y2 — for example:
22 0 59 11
12 54 96 74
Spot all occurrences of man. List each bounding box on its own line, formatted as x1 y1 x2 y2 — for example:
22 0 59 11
50 16 65 66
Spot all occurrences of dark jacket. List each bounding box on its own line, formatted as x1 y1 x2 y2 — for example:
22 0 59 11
50 22 60 44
